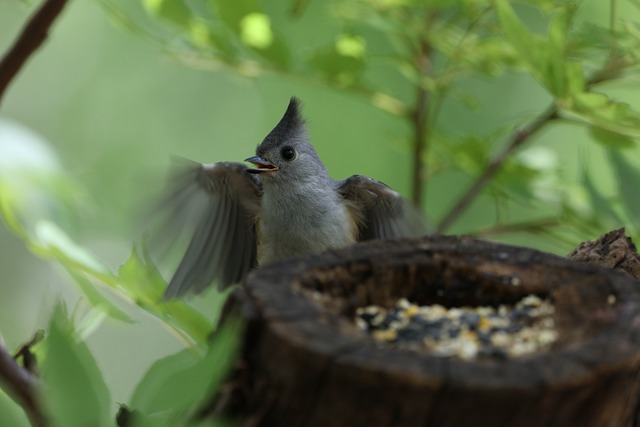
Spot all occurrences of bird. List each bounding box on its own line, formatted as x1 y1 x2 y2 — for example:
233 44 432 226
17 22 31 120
159 97 425 298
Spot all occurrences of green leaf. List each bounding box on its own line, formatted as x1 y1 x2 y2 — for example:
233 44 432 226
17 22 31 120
143 0 192 28
240 13 273 48
186 19 213 49
608 149 640 224
67 270 134 323
495 0 540 63
589 126 636 149
130 315 244 416
206 1 291 67
9 220 134 323
545 13 567 96
0 182 26 238
581 166 622 224
449 135 489 175
211 0 260 34
27 221 136 323
496 0 580 97
159 300 213 344
118 246 165 304
462 37 516 76
205 26 243 61
41 304 111 427
571 91 609 109
564 61 585 96
255 34 291 67
572 22 611 51
494 0 525 41
118 246 212 345
495 159 538 202
34 221 110 276
307 43 365 86
335 34 366 59
567 93 640 137
496 0 548 86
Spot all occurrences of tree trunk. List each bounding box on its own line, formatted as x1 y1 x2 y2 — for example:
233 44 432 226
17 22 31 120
228 235 640 427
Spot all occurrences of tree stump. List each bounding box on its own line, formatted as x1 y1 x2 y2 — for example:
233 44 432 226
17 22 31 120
230 235 640 427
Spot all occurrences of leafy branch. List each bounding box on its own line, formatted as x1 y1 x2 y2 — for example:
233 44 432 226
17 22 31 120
0 1 69 426
435 0 640 233
436 105 559 232
0 338 46 427
98 0 640 244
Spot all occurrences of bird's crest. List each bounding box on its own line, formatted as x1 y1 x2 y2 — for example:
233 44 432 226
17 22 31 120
257 97 305 154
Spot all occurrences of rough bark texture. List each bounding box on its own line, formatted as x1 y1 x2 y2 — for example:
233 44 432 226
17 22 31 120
228 235 640 427
568 228 640 280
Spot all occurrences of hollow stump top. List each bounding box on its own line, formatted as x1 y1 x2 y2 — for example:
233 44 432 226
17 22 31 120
234 235 640 427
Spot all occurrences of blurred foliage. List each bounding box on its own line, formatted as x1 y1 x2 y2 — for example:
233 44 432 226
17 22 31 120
41 304 112 427
100 0 640 243
0 148 238 425
2 0 640 426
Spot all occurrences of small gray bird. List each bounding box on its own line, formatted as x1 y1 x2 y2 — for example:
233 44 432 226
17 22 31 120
161 97 425 298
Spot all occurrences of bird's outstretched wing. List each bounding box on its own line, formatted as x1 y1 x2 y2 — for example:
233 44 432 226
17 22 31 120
336 175 426 241
157 160 262 298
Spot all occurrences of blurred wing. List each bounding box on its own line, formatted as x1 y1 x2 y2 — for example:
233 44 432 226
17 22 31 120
336 175 426 241
158 160 262 298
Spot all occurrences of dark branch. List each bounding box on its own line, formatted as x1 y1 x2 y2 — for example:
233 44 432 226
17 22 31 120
410 12 437 207
436 105 559 233
0 338 48 427
0 0 69 106
0 0 68 421
411 42 431 206
13 330 45 376
435 49 640 234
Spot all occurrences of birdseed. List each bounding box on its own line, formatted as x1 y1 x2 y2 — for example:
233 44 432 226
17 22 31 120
355 295 557 359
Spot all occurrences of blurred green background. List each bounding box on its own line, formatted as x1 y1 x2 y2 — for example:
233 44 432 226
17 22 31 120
1 0 640 415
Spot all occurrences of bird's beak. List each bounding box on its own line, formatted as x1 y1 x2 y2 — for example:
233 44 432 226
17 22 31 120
245 156 279 174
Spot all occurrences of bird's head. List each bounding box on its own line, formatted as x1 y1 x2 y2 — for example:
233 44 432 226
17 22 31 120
246 97 328 185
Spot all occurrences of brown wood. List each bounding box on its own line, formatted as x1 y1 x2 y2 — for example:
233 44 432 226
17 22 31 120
228 235 640 427
568 228 640 280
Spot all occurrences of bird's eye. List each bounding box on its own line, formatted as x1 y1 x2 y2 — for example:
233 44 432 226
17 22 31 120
281 146 296 161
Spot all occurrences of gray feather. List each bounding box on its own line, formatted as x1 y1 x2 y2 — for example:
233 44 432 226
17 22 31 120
336 175 426 241
161 161 261 298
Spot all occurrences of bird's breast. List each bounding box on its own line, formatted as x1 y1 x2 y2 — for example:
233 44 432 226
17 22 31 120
256 190 356 265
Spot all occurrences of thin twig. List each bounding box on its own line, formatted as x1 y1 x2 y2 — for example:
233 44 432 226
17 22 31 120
409 11 437 206
0 338 47 427
411 43 432 206
435 49 639 234
0 0 69 106
436 105 559 233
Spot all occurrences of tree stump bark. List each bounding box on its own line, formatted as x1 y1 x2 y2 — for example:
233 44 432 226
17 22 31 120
230 235 640 427
568 228 640 280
